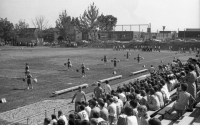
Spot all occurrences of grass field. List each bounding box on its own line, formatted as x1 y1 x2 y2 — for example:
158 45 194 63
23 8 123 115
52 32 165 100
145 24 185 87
0 46 194 114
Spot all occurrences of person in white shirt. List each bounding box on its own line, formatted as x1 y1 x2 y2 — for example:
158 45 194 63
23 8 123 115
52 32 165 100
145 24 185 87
124 106 138 125
71 87 86 112
58 111 68 125
84 101 91 117
107 98 117 125
78 105 89 121
118 88 127 104
104 80 112 94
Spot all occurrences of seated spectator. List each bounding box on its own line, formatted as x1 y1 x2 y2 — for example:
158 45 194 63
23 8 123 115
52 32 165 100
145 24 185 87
124 106 138 125
137 105 150 125
118 88 127 104
89 100 100 119
90 118 98 125
78 105 89 122
44 118 51 125
154 85 164 108
58 111 68 125
50 114 57 125
148 118 161 125
90 112 105 124
99 101 109 121
160 80 170 102
147 88 160 111
81 120 90 125
140 90 148 107
113 96 122 117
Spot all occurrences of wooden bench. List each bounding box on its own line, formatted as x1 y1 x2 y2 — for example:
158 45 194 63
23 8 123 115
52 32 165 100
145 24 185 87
130 69 148 76
158 101 175 115
98 75 122 83
177 116 194 125
52 84 88 96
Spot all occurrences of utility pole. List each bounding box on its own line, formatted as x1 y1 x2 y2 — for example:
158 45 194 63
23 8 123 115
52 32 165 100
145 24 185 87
162 26 165 41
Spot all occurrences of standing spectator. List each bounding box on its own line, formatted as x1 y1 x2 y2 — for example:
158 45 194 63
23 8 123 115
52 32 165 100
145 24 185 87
118 88 127 104
58 111 68 125
124 106 138 125
183 64 197 110
104 80 112 94
50 114 57 125
89 100 101 119
94 83 103 99
107 98 117 125
90 112 105 124
99 101 109 121
137 105 150 125
44 118 51 125
78 105 89 122
113 96 122 118
71 87 86 112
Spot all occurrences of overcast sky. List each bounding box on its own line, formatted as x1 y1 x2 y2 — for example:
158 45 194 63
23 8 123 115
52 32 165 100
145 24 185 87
0 0 199 32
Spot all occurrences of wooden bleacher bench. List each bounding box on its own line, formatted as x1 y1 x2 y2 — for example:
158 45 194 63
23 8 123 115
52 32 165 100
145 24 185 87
52 84 88 96
158 101 175 116
177 116 194 125
98 75 122 83
195 102 200 108
130 69 148 76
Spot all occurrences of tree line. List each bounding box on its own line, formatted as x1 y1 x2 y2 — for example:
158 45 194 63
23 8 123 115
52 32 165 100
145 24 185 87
0 2 117 43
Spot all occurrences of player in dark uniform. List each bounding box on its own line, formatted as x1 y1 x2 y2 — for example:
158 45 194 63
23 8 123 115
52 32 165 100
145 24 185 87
81 63 86 77
25 71 33 90
25 63 29 76
134 54 144 63
111 58 120 68
65 59 72 70
102 55 108 65
125 52 131 60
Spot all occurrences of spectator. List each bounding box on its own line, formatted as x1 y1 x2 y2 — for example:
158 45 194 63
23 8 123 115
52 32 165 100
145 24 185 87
99 101 109 121
72 87 87 112
130 100 139 125
104 80 112 94
94 83 103 99
84 101 91 117
44 118 51 125
78 105 89 122
58 111 68 125
118 88 127 104
154 86 164 108
147 88 160 111
89 100 100 119
140 90 148 107
124 106 138 125
137 105 150 125
149 65 155 74
50 114 57 125
113 96 122 118
148 118 161 125
166 83 196 117
90 112 105 124
107 98 117 125
57 119 65 125
81 120 90 125
160 80 170 102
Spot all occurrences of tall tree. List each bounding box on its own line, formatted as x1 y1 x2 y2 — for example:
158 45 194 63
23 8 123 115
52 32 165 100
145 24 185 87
32 15 49 38
14 19 29 37
56 10 74 41
97 14 117 31
0 18 14 43
78 2 99 32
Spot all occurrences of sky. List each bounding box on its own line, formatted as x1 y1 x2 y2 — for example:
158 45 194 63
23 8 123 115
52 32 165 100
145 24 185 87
0 0 199 32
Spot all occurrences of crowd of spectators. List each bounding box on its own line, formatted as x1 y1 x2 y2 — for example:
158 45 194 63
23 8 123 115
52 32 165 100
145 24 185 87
43 57 200 125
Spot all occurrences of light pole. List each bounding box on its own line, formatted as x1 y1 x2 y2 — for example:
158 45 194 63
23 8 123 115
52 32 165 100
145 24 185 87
162 26 165 41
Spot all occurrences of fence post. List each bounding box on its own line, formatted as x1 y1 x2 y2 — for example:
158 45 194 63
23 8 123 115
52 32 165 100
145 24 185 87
45 110 47 118
27 117 29 125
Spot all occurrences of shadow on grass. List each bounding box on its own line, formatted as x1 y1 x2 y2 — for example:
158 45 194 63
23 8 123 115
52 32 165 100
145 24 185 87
13 88 27 90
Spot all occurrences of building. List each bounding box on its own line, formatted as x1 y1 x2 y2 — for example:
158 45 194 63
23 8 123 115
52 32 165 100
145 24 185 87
82 31 134 41
178 29 200 40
